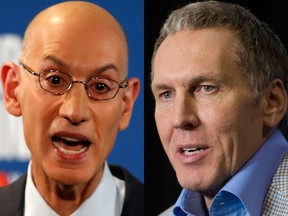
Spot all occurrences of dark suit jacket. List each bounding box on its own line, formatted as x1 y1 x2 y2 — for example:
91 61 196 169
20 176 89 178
0 165 144 216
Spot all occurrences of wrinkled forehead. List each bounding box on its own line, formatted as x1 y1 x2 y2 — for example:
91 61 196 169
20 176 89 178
21 3 128 77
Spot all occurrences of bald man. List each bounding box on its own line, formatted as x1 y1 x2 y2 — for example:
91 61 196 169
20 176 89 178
0 1 143 216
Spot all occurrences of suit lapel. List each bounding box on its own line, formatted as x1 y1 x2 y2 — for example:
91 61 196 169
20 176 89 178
262 153 288 215
0 174 26 216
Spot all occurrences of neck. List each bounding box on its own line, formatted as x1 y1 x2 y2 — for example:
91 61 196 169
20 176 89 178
31 166 103 215
43 183 91 215
204 195 214 210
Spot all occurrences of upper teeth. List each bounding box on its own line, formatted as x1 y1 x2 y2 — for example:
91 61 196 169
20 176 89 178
60 136 81 142
182 147 204 156
183 147 197 152
59 136 82 142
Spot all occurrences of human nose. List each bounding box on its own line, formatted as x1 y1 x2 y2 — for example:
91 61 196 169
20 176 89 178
172 94 199 130
59 83 90 125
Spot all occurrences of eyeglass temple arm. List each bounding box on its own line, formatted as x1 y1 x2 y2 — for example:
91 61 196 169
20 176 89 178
20 63 40 76
119 80 129 88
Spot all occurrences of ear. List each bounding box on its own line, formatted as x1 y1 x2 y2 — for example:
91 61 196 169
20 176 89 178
118 77 140 130
262 78 287 128
1 62 22 116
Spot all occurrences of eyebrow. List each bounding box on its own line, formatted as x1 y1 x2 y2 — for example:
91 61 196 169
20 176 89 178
42 55 68 69
151 74 223 91
43 55 119 75
151 83 170 93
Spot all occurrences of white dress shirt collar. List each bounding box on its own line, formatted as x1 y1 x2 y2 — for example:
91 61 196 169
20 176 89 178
24 161 125 216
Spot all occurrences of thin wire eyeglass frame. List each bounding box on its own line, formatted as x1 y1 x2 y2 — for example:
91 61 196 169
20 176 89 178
20 63 129 101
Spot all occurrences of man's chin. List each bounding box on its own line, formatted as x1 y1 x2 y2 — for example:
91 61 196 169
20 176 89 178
51 171 93 186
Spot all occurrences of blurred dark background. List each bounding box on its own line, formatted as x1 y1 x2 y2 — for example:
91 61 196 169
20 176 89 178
144 1 288 215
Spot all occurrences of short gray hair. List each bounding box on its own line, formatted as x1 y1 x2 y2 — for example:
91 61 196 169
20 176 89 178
151 0 288 132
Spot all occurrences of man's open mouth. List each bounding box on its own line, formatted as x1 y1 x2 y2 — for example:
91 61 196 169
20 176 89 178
52 136 91 155
181 147 206 156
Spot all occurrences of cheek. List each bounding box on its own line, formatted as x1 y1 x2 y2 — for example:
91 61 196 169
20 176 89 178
21 98 56 156
95 104 122 140
205 102 263 172
155 109 173 155
155 108 169 137
21 93 56 130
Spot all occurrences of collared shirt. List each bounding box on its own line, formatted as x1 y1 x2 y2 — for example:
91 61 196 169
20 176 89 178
174 129 288 216
24 161 125 216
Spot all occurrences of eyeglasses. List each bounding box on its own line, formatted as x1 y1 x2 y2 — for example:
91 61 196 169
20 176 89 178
20 63 128 101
